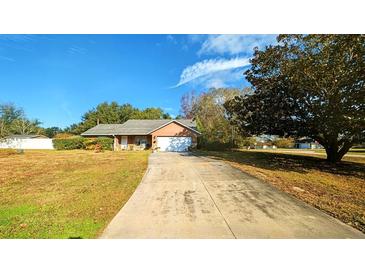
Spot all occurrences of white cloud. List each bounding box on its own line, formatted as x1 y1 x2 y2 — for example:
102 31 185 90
68 46 87 55
175 57 250 87
192 68 245 89
0 55 15 62
174 35 276 89
166 35 177 44
0 34 34 42
198 34 277 56
187 34 207 43
203 77 226 89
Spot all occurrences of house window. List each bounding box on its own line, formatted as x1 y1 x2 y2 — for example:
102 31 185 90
135 136 147 145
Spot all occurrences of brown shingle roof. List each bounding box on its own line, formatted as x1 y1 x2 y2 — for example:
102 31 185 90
81 119 198 136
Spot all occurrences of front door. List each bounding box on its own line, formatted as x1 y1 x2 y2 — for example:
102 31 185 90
121 136 128 150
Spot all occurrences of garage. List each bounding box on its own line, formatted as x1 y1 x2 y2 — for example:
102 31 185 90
156 137 192 152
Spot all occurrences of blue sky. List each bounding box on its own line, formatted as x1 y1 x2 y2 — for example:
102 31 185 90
0 34 276 128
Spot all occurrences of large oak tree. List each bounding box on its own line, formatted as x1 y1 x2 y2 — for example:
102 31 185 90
225 35 365 162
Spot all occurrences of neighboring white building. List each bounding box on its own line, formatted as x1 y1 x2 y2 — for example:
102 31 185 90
0 135 54 150
294 137 323 149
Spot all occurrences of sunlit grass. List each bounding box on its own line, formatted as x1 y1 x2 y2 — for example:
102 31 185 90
0 150 150 239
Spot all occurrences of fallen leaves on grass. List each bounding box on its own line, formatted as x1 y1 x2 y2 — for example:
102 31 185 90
198 150 365 234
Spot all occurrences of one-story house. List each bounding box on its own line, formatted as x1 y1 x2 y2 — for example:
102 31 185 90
294 137 323 149
81 119 201 152
0 135 54 150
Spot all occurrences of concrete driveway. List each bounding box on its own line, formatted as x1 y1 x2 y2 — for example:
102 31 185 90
101 152 364 239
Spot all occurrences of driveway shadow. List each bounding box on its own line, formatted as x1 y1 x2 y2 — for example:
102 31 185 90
193 150 365 180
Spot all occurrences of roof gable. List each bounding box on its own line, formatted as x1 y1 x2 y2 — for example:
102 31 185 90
147 120 201 135
81 119 199 136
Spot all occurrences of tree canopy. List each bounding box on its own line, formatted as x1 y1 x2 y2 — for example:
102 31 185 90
179 90 198 119
68 102 171 134
42 127 64 138
224 34 365 162
0 103 42 138
180 88 247 148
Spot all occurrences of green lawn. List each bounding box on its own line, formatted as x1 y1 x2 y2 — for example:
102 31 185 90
195 149 365 233
0 150 149 239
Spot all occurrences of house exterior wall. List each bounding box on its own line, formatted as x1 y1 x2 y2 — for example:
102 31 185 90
127 136 135 145
151 122 198 149
115 135 153 150
114 136 121 151
110 122 199 151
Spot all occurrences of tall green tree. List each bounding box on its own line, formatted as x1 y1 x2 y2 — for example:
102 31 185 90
0 103 24 125
70 102 171 134
1 104 23 137
131 107 170 119
70 102 136 134
0 103 42 137
225 34 365 162
10 118 42 135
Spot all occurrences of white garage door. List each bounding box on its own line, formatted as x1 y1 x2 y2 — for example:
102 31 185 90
156 137 192 152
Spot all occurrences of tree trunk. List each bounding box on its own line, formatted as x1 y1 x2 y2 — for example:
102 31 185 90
325 141 352 163
325 147 340 163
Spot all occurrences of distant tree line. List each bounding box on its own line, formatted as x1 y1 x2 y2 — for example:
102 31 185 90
0 102 171 139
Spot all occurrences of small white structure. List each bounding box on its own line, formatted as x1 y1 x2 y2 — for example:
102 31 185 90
0 135 54 150
294 137 323 149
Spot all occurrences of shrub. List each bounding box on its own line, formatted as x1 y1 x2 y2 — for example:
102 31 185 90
83 137 113 151
236 137 257 148
52 137 113 151
53 137 85 150
94 143 102 153
53 133 75 139
197 138 234 151
83 138 98 150
95 137 113 151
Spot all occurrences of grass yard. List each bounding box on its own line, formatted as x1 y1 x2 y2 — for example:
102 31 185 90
258 148 365 158
196 149 365 233
0 149 150 239
315 148 365 157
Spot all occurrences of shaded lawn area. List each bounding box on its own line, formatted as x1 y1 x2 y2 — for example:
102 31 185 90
256 148 365 157
312 148 365 156
195 149 365 233
0 150 150 239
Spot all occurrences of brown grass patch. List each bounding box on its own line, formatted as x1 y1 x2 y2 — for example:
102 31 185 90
0 148 18 157
196 149 365 234
0 150 150 238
